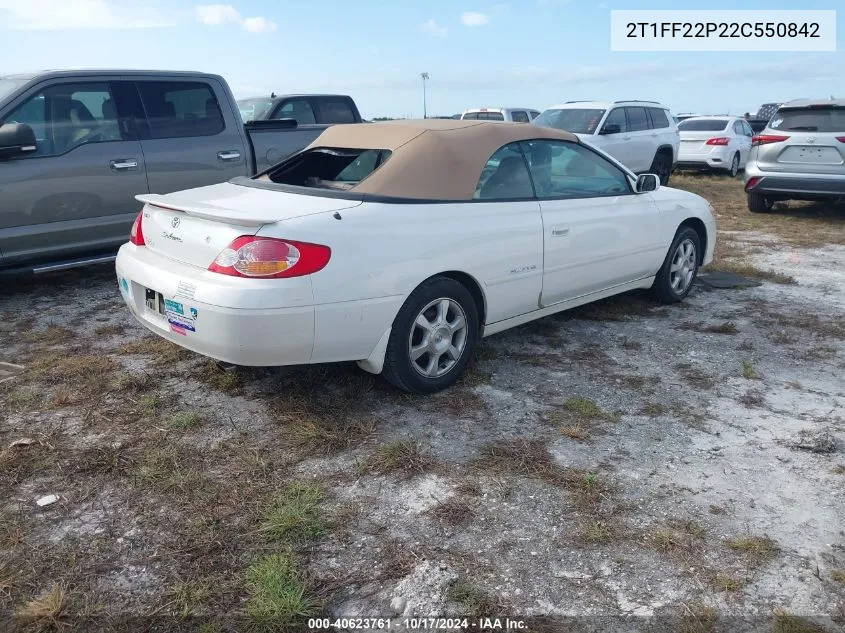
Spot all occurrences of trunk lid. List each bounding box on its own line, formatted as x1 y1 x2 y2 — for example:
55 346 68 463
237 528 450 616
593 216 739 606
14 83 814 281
679 130 729 152
757 105 845 174
136 182 362 268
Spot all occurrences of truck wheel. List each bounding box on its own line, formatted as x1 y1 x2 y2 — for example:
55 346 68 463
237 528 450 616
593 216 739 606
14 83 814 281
649 151 672 186
747 192 774 213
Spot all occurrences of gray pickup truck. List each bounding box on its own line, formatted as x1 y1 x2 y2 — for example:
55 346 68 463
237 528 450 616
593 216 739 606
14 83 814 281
0 69 361 275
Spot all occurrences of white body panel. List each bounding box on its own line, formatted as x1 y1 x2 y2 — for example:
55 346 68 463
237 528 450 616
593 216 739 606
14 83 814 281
677 117 753 171
116 164 715 371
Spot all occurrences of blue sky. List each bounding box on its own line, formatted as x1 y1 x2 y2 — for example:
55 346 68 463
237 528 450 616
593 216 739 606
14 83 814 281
1 0 843 118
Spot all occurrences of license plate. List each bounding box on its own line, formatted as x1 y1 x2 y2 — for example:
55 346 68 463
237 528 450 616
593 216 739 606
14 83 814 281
780 146 842 164
144 288 166 317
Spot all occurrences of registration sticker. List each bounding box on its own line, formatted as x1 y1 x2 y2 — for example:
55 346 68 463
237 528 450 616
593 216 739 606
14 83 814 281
164 299 184 315
119 278 130 294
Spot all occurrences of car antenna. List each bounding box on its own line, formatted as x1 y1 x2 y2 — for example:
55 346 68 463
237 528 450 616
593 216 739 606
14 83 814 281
271 91 276 98
333 211 342 220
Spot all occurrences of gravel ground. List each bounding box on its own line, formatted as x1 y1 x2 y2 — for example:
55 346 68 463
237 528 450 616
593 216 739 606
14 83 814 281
1 227 844 632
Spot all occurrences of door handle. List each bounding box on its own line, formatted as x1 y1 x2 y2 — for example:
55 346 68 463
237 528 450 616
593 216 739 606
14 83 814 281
551 226 570 237
217 150 242 162
110 159 138 171
650 133 658 137
623 136 631 141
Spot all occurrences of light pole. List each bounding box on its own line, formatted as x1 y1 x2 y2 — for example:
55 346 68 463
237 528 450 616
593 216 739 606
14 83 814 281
420 72 429 119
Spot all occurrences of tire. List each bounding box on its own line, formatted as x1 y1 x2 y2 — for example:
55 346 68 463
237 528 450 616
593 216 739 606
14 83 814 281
728 153 739 178
381 276 479 394
747 192 774 213
649 151 672 186
651 227 701 304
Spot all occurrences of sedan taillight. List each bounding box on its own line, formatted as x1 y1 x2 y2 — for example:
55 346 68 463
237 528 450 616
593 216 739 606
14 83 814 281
209 236 331 279
752 134 789 147
705 137 730 146
129 211 145 246
836 136 845 143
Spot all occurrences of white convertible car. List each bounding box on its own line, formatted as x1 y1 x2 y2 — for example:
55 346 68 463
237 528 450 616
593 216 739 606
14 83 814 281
116 120 716 393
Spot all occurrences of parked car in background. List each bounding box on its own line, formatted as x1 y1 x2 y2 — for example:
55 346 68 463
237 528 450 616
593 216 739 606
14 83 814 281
676 116 754 176
744 98 845 213
745 102 783 134
675 113 703 122
236 93 362 125
0 69 332 275
533 100 680 185
115 119 715 393
461 108 540 123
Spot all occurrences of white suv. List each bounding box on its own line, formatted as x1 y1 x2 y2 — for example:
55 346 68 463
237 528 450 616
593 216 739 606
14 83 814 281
534 100 680 185
461 108 540 123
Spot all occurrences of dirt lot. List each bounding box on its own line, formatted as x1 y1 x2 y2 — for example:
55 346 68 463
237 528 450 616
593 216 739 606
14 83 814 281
1 175 844 633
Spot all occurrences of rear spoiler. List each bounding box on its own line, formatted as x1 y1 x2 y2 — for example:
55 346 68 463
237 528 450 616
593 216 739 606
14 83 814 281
135 193 268 227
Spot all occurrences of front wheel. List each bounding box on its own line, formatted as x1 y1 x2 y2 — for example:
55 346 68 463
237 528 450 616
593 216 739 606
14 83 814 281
651 227 701 304
381 277 479 393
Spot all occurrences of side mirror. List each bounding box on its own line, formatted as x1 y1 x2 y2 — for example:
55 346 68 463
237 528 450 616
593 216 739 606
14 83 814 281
635 173 660 193
600 123 621 135
0 123 37 160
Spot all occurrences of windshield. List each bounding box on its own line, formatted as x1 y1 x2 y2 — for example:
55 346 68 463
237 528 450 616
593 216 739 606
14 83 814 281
237 98 275 122
678 119 729 132
768 107 845 133
533 108 606 135
0 77 29 103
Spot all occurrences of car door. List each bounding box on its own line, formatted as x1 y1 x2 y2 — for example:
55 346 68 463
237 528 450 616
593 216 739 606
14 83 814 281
736 120 753 166
134 78 248 194
594 107 634 168
521 139 663 306
0 78 148 265
624 106 654 172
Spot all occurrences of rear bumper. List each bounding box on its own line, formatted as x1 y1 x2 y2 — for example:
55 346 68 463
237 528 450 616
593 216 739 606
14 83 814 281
115 244 315 366
744 171 845 199
677 146 731 170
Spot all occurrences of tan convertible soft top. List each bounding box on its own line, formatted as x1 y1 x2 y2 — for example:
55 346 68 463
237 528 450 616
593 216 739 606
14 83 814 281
304 119 578 200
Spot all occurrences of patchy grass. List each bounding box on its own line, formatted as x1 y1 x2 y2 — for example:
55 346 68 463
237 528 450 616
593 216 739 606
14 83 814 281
447 579 498 617
167 411 205 430
427 496 474 526
132 445 202 495
581 520 613 544
14 582 67 630
713 572 744 592
245 550 316 629
741 361 760 380
713 260 797 285
772 609 829 633
116 336 193 365
168 578 212 619
828 569 845 584
832 464 845 475
261 482 325 543
4 388 41 412
94 323 125 336
676 363 716 390
367 440 438 478
286 416 376 455
680 321 740 335
197 360 243 395
679 601 717 633
25 353 115 390
641 402 666 416
560 424 589 441
726 535 779 563
571 293 666 322
23 325 75 345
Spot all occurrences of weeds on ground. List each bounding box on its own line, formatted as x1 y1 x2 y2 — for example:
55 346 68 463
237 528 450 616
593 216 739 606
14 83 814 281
260 482 325 543
726 535 779 564
366 440 438 478
245 550 315 630
14 582 67 630
427 497 475 526
741 361 760 380
712 573 744 592
167 412 204 430
581 520 613 544
447 579 498 617
772 608 829 633
680 321 739 335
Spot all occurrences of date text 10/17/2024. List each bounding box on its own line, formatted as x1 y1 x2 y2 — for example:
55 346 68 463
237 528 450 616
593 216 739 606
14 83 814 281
307 617 528 630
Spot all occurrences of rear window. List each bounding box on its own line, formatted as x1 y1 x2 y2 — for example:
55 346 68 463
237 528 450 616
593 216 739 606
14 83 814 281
318 99 356 124
533 108 606 135
678 119 730 132
768 107 845 133
266 147 392 190
238 98 274 122
136 81 224 138
511 111 530 123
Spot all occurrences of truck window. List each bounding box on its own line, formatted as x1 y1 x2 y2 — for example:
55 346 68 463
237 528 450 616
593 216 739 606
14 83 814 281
135 81 224 139
648 107 670 128
317 99 357 124
511 111 530 123
1 82 121 156
267 147 391 190
276 99 317 124
626 107 649 132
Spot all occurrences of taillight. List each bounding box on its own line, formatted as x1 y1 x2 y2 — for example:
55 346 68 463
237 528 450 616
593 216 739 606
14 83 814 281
745 177 761 191
705 137 730 146
129 211 145 246
209 236 330 279
836 137 845 143
752 134 789 147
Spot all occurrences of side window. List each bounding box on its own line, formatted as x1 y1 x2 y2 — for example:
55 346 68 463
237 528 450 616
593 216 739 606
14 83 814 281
743 121 754 136
733 121 744 135
473 142 533 200
511 111 530 123
136 81 224 139
602 108 627 134
521 140 630 199
529 111 540 120
2 82 121 157
334 149 391 182
626 107 649 132
463 112 478 120
277 99 317 124
317 99 356 124
649 108 670 129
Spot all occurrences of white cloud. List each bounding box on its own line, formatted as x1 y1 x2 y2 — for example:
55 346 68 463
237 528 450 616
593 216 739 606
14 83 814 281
195 4 277 33
0 0 174 29
422 18 448 38
460 11 489 26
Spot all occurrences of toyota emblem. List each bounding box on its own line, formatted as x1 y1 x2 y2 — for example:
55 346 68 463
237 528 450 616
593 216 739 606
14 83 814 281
171 217 181 228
